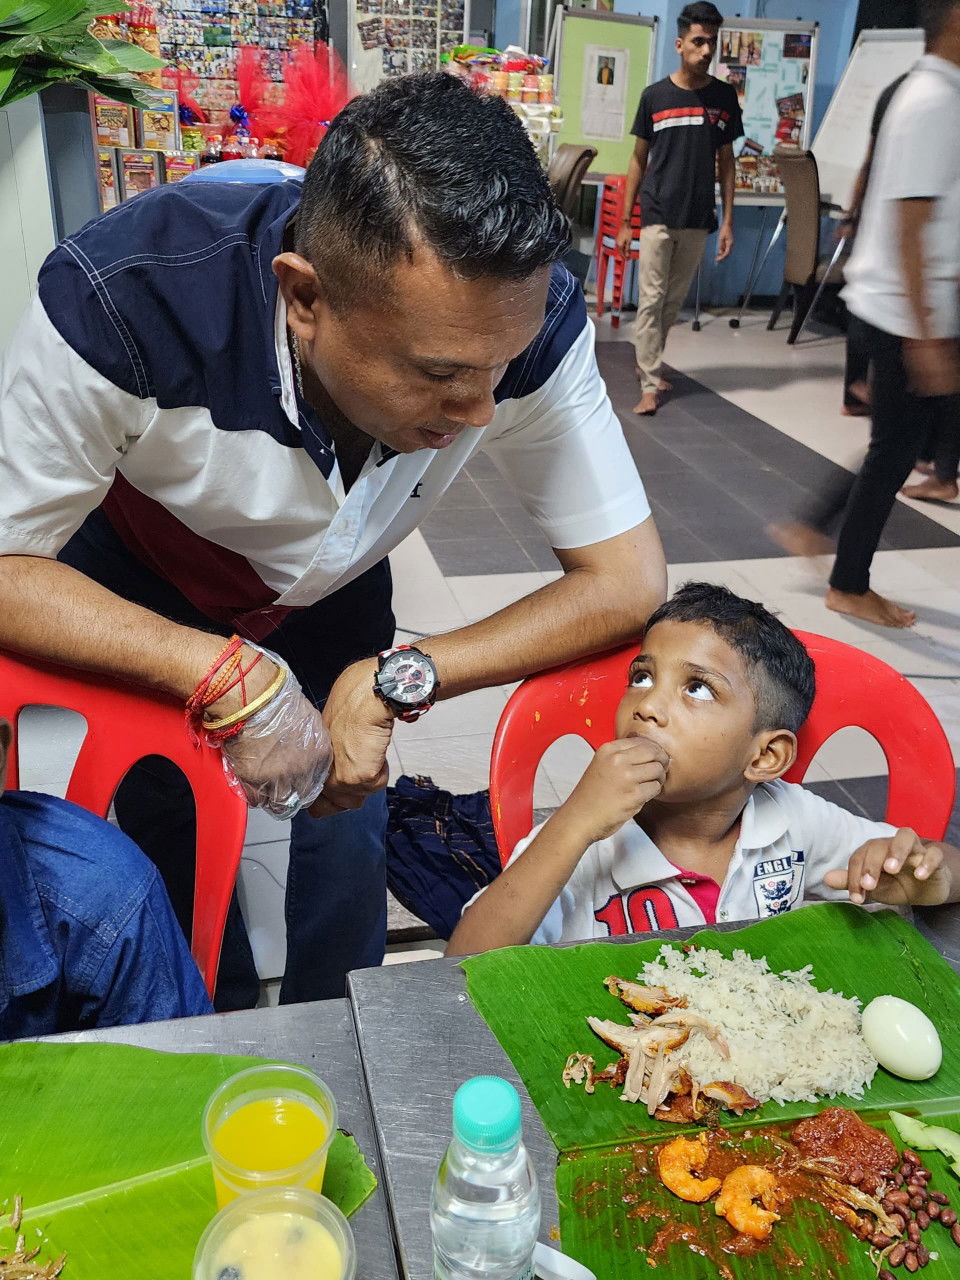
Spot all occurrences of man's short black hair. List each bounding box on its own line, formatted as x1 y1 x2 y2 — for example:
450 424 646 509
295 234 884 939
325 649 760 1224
643 582 816 734
296 72 571 311
678 2 724 35
920 0 960 44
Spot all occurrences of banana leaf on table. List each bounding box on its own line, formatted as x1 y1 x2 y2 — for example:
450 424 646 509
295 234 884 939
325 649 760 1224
0 1041 377 1276
462 904 960 1279
462 904 960 1152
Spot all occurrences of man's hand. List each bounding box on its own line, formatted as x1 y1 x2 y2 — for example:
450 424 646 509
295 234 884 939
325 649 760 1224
904 338 960 398
309 657 395 817
560 735 668 845
823 827 953 907
615 221 633 258
716 223 734 262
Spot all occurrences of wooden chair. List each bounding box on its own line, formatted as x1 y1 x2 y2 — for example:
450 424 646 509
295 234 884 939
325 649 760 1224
769 146 847 344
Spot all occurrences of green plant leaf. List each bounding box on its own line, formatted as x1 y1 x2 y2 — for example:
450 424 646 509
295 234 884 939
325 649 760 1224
98 36 165 69
0 0 87 35
0 1042 378 1278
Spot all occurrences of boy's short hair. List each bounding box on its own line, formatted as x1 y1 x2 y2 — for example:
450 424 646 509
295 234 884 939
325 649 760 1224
643 582 816 734
678 2 724 35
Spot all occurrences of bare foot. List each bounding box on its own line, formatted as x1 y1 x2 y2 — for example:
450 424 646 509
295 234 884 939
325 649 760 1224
901 476 959 502
847 379 871 406
658 378 673 393
633 391 659 415
766 521 834 558
825 587 916 628
840 403 870 417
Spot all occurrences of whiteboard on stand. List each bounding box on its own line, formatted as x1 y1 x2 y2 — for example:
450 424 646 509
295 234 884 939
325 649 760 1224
812 28 925 209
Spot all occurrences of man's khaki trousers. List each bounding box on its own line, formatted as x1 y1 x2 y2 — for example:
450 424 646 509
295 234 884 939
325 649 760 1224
632 224 708 397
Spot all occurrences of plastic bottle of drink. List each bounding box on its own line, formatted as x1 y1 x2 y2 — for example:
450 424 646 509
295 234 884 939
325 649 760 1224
431 1076 540 1280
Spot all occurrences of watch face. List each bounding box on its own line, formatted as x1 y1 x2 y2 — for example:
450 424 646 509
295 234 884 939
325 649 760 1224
378 650 436 705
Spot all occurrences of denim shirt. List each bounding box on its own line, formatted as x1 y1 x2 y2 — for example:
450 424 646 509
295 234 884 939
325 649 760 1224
0 791 212 1040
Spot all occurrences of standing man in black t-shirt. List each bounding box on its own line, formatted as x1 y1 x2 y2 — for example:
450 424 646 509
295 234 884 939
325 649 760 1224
616 1 743 415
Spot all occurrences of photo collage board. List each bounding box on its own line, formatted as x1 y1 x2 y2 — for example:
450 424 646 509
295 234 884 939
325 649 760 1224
156 0 329 113
354 0 466 84
714 25 814 196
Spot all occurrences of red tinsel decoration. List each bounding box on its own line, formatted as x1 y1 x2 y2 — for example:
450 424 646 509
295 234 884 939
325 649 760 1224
258 42 353 169
167 67 207 124
230 45 272 140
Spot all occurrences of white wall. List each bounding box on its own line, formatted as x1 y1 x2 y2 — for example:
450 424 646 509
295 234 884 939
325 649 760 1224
0 96 57 350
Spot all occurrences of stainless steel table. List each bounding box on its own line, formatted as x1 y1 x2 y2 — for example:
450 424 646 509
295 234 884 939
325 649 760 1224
349 911 960 1280
42 999 399 1280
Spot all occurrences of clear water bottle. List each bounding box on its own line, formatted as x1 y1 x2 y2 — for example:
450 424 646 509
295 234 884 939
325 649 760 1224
431 1076 540 1280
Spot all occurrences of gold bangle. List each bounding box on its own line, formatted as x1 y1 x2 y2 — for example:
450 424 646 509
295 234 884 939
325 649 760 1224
203 665 289 732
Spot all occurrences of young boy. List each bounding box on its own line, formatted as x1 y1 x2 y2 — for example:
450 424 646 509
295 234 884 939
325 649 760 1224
448 583 959 955
0 716 212 1038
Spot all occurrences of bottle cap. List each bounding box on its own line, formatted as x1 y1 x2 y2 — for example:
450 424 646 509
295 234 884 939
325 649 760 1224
452 1076 522 1153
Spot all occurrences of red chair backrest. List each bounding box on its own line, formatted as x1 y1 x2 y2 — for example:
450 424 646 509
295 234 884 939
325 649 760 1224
489 631 955 862
0 650 248 995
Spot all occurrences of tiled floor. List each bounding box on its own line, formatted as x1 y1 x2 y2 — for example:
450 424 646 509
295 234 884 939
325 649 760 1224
384 304 960 951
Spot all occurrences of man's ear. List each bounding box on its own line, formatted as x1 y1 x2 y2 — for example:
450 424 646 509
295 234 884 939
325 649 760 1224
0 719 11 794
273 251 324 344
745 728 797 786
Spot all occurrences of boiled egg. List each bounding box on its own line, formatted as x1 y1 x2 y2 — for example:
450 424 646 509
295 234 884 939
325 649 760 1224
861 995 942 1081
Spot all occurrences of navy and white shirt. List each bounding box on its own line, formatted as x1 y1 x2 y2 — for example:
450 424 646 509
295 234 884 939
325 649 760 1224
466 780 895 945
0 182 649 639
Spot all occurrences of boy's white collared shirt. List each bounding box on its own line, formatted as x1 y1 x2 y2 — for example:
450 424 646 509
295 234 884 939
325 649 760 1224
472 780 895 946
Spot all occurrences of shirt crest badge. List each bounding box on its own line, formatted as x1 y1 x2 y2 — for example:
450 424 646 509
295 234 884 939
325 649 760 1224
752 850 804 916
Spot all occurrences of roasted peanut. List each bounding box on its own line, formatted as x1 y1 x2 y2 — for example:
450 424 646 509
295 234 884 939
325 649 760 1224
903 1150 921 1166
951 1221 960 1246
871 1232 894 1249
889 1212 907 1234
908 1220 921 1241
930 1191 949 1206
905 1252 919 1273
941 1208 958 1228
889 1189 911 1206
879 1269 897 1280
926 1201 940 1220
916 1210 930 1230
916 1244 930 1267
910 1194 925 1210
888 1242 907 1268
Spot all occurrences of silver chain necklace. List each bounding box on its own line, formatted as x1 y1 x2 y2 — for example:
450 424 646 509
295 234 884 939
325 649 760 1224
290 332 305 400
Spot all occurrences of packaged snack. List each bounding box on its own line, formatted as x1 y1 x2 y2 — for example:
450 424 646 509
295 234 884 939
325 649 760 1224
136 90 180 150
90 95 135 148
162 151 201 182
96 147 121 211
116 148 162 199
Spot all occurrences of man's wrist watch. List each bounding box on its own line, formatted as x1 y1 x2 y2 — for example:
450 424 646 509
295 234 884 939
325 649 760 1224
373 645 440 722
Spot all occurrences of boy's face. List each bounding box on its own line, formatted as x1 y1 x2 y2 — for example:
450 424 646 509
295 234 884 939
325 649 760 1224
614 620 771 804
676 23 718 76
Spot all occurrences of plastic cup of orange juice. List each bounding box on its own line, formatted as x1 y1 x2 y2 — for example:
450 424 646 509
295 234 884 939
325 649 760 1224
202 1064 338 1208
193 1186 356 1280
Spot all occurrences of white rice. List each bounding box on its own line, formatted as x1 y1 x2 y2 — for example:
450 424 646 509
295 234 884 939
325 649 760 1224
639 945 878 1105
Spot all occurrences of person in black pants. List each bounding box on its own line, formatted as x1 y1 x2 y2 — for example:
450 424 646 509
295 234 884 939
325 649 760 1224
827 1 960 628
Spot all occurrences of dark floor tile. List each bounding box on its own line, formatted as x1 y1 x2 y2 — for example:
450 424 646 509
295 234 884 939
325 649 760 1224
464 454 501 481
428 537 538 575
660 530 723 563
521 539 562 572
476 478 526 510
420 507 508 541
433 477 491 511
497 506 547 541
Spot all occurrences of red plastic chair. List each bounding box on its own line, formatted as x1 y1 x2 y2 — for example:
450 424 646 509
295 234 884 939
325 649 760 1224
594 174 642 327
0 650 248 995
490 632 956 863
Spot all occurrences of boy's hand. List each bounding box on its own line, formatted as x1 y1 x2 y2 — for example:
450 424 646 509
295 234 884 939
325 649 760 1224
823 827 953 907
561 735 669 845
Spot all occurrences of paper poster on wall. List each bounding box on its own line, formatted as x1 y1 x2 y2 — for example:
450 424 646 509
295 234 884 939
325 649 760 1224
580 43 629 141
715 23 811 193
